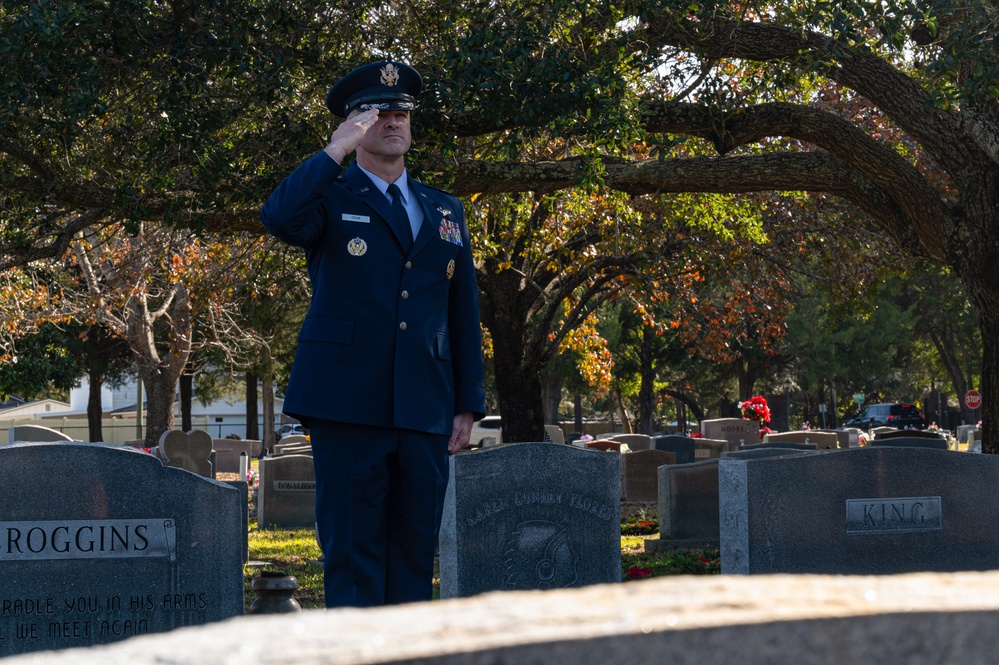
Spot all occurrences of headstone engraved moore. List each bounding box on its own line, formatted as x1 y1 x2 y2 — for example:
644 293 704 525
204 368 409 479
700 418 761 447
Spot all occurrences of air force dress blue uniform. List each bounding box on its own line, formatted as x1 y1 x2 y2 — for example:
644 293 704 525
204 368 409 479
260 62 485 607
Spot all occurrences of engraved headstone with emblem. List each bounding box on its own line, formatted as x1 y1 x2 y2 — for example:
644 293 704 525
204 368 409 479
439 443 620 598
0 442 242 657
720 447 999 574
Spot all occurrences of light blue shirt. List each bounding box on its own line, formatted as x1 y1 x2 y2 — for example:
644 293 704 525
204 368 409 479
357 165 424 239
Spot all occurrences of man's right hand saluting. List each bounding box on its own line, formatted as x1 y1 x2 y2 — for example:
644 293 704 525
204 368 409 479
323 108 380 164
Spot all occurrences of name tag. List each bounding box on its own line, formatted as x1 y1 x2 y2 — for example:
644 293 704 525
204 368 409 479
342 214 370 223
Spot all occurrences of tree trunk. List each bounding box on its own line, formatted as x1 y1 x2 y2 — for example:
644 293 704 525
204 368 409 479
574 394 583 433
541 369 561 426
245 371 259 440
86 368 104 443
262 373 275 454
492 339 545 443
976 305 997 452
637 325 656 434
126 283 192 448
139 366 177 447
180 370 193 432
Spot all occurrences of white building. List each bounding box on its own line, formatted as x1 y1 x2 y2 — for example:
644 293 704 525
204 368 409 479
0 376 288 441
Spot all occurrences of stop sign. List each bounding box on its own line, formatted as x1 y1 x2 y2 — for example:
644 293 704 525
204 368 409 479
966 389 982 409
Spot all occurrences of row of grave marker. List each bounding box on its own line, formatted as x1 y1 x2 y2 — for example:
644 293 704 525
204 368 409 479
0 417 987 657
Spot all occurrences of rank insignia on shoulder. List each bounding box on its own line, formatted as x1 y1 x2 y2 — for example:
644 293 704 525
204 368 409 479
438 218 463 246
347 237 368 256
446 259 455 280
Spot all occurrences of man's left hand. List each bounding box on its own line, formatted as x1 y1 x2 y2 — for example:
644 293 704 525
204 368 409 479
448 413 474 454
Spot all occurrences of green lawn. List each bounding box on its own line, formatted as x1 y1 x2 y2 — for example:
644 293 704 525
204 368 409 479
244 516 720 611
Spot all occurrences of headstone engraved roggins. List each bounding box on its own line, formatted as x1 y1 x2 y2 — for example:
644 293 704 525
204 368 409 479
0 442 243 656
439 443 620 598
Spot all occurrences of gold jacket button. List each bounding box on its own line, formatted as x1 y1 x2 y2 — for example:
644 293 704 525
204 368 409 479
401 290 409 299
399 322 408 331
405 261 413 269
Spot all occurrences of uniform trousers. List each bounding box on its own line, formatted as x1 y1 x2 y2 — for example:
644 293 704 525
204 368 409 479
307 419 450 607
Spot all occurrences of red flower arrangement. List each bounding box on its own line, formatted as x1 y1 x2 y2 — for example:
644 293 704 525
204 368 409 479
739 395 771 424
740 395 772 436
626 565 653 579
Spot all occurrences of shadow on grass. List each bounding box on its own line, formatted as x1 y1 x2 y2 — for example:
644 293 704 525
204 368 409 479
245 518 720 611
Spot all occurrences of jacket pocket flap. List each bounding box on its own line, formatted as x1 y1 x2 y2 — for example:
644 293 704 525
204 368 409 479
298 316 354 344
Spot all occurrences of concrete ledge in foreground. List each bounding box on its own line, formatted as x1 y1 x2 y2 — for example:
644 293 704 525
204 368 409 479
11 571 999 664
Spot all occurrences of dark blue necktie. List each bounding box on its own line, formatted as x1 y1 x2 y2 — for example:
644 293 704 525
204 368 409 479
387 183 413 246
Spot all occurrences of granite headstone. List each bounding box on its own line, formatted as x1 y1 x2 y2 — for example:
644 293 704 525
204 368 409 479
608 434 652 451
876 429 945 440
439 443 621 598
700 418 761 447
652 435 696 464
257 455 316 529
620 449 676 502
656 459 721 548
8 425 74 443
694 438 730 460
720 447 999 574
211 439 255 474
158 430 213 478
763 430 839 449
583 440 622 453
870 437 949 450
0 442 243 657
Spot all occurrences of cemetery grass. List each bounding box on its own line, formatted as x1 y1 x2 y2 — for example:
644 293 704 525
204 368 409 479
245 514 720 611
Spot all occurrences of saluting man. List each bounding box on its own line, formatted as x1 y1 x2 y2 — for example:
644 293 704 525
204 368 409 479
260 61 486 607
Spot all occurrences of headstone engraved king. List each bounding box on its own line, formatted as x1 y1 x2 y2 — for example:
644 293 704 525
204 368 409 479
439 443 620 598
0 442 243 657
719 447 999 575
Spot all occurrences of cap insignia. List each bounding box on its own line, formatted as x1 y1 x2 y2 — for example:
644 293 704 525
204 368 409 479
380 64 401 87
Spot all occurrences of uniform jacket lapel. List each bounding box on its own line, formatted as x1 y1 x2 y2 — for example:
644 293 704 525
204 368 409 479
343 164 412 250
411 181 446 256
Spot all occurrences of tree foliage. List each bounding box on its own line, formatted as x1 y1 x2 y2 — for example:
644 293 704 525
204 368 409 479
3 0 999 447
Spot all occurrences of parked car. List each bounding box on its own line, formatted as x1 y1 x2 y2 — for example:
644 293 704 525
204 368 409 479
469 416 502 448
842 403 924 430
277 423 306 439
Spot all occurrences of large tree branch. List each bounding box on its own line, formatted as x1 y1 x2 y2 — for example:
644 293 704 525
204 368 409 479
3 176 264 233
0 210 107 272
636 14 981 174
444 151 934 260
642 100 953 254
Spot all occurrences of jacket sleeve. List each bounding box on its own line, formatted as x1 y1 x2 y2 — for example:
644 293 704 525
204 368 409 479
447 197 487 421
260 152 344 249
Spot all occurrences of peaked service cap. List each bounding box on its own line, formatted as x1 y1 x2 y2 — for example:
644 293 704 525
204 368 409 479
326 61 422 118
